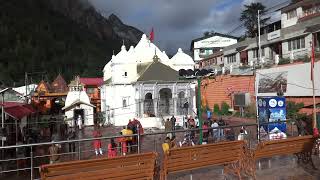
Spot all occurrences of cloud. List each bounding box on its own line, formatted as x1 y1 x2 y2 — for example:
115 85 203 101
89 0 289 54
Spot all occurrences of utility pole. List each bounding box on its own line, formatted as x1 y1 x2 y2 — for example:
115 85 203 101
311 37 318 136
258 10 262 65
197 78 203 144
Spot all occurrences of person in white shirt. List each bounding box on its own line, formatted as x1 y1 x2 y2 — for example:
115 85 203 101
77 115 82 130
211 120 219 142
194 116 199 128
237 129 246 140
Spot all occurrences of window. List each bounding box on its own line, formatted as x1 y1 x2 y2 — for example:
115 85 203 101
253 49 258 58
86 87 95 94
288 37 305 51
122 97 129 108
253 48 265 58
287 10 297 19
226 54 236 64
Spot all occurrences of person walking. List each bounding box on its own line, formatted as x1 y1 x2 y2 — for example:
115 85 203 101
93 126 103 156
107 138 117 158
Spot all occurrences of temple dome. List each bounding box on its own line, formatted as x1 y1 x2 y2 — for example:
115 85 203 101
134 34 164 63
112 45 128 64
171 48 194 66
159 51 171 66
127 46 138 63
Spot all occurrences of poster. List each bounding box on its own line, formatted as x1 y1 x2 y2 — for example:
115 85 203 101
258 97 286 133
258 71 288 93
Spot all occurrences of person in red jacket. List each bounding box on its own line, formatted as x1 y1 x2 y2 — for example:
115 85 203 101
108 138 117 158
116 132 127 156
93 126 103 156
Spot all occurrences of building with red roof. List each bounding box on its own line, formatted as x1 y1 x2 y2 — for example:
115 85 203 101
32 74 68 114
80 77 103 113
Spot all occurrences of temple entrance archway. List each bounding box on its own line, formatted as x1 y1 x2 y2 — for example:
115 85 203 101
159 88 173 115
144 93 154 116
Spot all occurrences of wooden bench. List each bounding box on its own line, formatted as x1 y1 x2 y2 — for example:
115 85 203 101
40 152 158 180
161 140 246 180
244 135 316 179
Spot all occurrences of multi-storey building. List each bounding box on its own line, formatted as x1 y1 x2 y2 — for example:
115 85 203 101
222 0 320 70
190 32 238 62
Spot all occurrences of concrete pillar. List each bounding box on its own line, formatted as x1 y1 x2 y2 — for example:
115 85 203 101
140 100 144 117
153 99 158 117
173 97 177 115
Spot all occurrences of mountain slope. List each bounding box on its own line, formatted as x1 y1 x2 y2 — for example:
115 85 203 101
0 0 143 86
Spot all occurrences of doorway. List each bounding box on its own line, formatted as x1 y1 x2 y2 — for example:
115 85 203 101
73 109 84 126
159 88 173 115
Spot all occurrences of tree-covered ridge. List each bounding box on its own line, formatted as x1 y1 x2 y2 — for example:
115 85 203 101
0 0 123 86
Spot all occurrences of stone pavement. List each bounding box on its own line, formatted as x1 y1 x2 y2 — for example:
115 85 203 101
1 124 320 180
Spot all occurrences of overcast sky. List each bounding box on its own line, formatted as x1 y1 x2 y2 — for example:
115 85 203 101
89 0 289 54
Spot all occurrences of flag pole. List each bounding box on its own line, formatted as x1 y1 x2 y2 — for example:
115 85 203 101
311 36 318 137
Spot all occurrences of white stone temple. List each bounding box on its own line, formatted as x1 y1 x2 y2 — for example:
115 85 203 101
101 34 196 128
63 76 95 127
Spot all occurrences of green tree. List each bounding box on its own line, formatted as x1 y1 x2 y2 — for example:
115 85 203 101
240 2 269 38
213 104 221 115
221 102 230 115
286 101 304 119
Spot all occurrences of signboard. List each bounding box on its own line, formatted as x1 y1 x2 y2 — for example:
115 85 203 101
267 30 281 41
258 96 286 133
194 36 237 48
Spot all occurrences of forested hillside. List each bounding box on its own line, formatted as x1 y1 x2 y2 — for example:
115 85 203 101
0 0 142 86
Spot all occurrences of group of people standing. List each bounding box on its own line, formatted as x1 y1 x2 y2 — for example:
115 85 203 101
91 119 143 159
164 116 177 139
162 115 250 152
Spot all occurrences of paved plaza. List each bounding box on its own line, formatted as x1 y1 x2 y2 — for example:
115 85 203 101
1 122 320 180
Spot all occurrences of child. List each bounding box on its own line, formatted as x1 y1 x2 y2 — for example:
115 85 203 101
108 138 117 158
93 126 103 156
162 137 171 154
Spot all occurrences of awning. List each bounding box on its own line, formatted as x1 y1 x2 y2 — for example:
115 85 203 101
236 46 248 52
304 24 320 33
0 102 36 119
62 99 96 111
